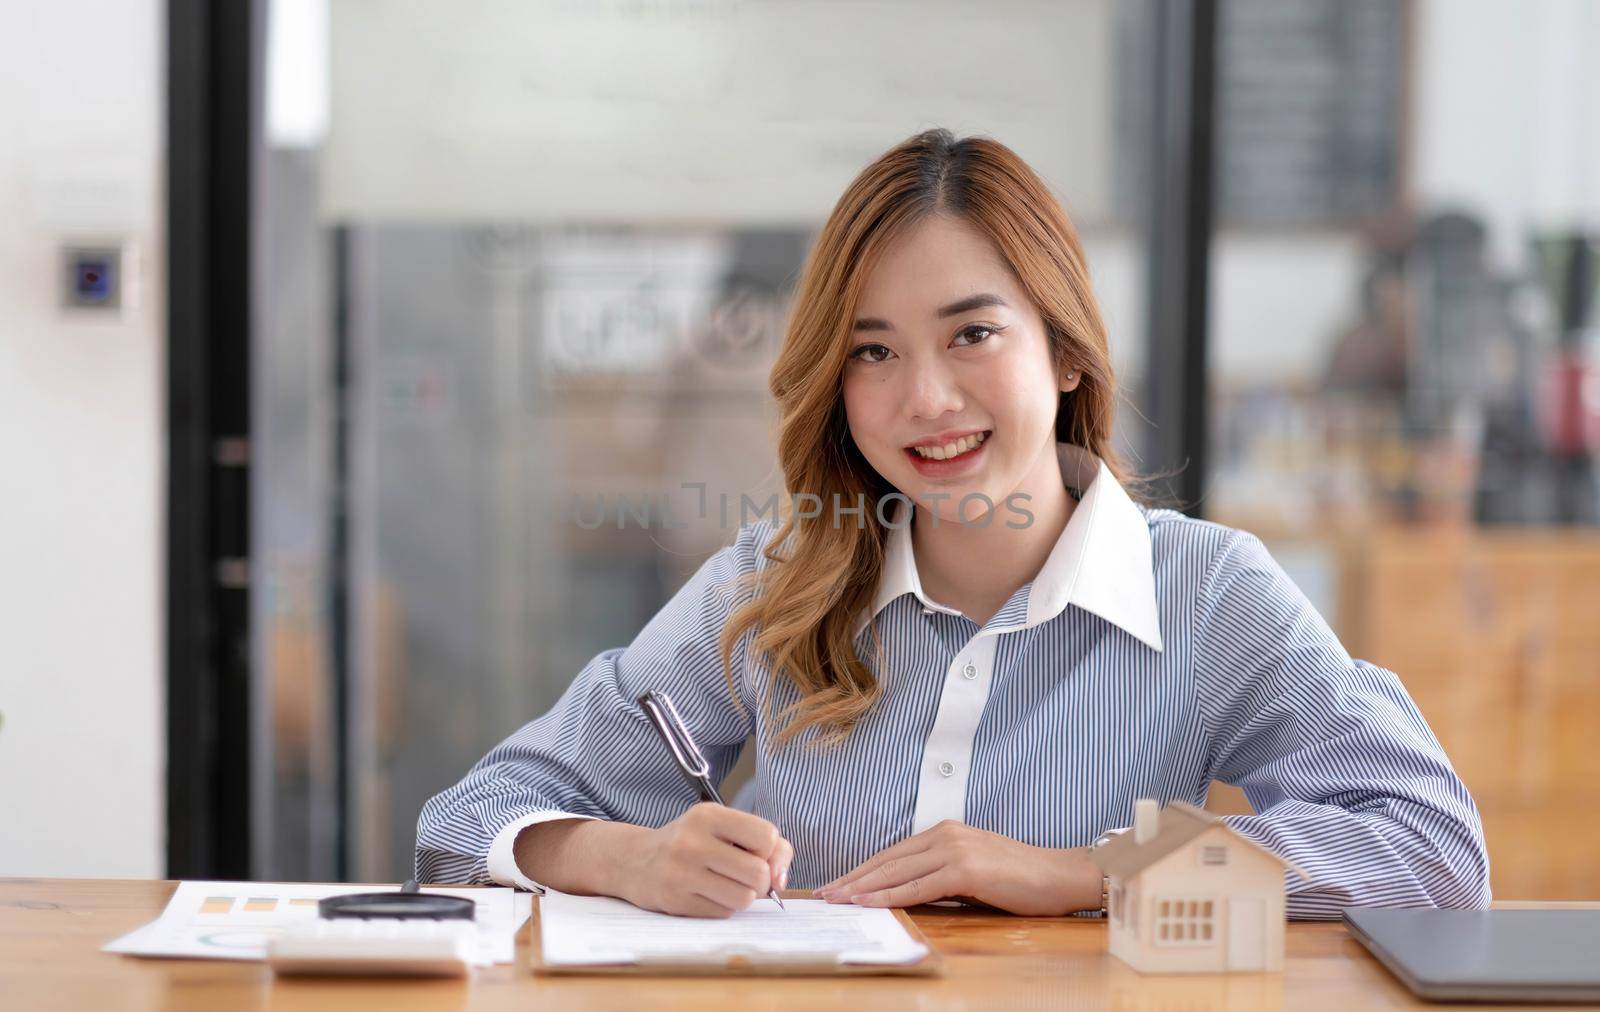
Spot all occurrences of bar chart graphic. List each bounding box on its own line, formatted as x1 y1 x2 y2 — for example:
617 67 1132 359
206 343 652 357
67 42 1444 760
197 895 322 916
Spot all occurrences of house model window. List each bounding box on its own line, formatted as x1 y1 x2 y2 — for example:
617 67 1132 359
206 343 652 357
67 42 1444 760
1154 898 1214 945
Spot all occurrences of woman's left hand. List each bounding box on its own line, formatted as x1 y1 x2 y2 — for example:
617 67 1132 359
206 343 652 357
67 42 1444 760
814 820 1103 916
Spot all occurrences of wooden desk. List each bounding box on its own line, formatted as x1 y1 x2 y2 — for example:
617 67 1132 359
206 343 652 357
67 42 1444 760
0 878 1572 1011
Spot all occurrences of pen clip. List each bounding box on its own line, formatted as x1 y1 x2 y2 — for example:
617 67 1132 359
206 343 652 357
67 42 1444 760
638 691 710 780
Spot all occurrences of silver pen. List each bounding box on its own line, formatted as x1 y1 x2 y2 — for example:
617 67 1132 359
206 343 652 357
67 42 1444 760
637 690 786 909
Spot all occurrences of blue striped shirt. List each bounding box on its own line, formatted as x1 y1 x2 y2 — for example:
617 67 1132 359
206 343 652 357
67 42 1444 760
416 444 1491 919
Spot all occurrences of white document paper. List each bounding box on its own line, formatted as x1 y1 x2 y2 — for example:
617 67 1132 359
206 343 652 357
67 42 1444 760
101 881 531 965
538 891 929 966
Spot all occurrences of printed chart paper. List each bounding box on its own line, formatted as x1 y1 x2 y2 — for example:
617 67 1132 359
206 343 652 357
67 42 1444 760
102 881 530 965
539 891 929 966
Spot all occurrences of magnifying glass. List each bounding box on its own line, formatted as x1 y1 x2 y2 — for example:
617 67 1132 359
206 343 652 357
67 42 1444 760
318 879 476 921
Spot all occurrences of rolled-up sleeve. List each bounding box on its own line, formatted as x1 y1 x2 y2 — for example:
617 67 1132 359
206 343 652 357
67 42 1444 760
1194 530 1492 920
414 521 772 888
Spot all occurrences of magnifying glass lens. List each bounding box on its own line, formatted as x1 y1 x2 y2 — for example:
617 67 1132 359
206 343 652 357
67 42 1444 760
318 890 476 921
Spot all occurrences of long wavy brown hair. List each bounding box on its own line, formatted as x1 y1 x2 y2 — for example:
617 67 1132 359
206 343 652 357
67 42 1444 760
717 128 1130 746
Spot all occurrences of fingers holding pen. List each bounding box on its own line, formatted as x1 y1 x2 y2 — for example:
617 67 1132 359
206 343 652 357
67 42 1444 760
634 804 793 917
702 835 774 896
698 804 791 894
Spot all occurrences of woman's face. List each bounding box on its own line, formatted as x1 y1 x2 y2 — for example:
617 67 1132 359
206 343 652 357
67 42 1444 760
842 213 1078 525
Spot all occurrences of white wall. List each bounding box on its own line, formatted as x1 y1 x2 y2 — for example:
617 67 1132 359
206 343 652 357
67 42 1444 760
323 0 1119 225
1211 232 1365 385
0 1 163 876
1414 0 1600 271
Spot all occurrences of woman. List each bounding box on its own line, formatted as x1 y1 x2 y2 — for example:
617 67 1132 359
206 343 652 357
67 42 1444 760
416 129 1490 919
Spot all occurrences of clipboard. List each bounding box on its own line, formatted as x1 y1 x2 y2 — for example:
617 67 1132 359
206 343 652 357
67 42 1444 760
527 893 943 977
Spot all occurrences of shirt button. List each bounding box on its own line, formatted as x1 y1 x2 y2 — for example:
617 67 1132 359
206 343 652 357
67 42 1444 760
938 761 955 777
962 663 977 679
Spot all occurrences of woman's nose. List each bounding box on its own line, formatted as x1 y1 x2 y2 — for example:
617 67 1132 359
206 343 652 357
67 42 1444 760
903 361 964 421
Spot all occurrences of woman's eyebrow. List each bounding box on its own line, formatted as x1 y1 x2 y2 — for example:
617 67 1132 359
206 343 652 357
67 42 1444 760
936 292 1008 317
853 292 1010 332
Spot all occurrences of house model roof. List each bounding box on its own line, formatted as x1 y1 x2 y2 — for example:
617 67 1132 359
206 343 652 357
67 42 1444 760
1088 801 1309 880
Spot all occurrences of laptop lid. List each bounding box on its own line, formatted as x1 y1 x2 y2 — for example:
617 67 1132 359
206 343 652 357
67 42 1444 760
1344 907 1600 1003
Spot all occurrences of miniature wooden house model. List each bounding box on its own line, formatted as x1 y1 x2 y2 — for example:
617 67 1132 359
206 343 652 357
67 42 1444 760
1089 800 1307 974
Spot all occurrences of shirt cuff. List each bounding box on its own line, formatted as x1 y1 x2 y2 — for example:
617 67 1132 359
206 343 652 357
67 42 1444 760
485 811 600 893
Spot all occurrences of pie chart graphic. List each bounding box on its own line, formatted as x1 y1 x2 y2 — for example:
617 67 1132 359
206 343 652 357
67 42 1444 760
196 927 280 951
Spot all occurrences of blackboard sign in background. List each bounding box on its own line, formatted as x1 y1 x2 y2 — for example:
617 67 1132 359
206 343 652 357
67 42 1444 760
1118 0 1408 228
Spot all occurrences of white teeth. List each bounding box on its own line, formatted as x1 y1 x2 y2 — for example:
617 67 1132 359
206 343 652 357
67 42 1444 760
912 431 988 459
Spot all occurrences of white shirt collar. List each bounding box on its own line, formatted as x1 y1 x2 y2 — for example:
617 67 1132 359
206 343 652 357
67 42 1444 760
852 443 1165 652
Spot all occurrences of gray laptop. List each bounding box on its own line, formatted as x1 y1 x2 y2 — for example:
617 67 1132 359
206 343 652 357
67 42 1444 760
1344 907 1600 1003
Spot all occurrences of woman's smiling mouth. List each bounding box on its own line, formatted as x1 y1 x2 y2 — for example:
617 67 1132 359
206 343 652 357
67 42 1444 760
903 429 992 475
908 430 989 459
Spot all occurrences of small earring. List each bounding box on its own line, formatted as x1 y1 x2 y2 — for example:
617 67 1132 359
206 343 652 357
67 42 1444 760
1065 371 1077 381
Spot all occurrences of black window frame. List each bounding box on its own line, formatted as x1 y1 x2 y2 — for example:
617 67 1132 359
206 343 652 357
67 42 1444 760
166 0 257 878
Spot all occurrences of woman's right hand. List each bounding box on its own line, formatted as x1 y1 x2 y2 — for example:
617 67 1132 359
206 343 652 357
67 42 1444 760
618 803 793 918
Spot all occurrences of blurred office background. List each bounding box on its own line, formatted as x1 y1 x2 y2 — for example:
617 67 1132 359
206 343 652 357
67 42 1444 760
2 0 1596 901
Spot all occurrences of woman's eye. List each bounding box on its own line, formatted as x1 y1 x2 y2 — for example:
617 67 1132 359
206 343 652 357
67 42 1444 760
849 343 892 364
954 325 997 346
